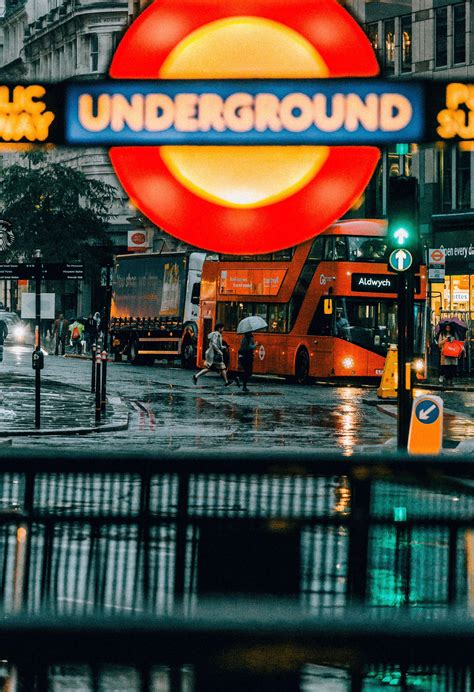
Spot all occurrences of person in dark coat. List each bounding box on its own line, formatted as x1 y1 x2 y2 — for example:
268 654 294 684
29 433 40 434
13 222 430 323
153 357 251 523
238 331 257 393
0 318 7 363
84 313 98 353
53 314 69 355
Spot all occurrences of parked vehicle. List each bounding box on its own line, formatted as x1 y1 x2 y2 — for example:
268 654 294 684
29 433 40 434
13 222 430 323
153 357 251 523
110 251 206 366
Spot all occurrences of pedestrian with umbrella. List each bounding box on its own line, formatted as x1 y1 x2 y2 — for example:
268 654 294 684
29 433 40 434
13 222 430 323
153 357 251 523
237 315 267 393
192 322 240 388
436 319 466 386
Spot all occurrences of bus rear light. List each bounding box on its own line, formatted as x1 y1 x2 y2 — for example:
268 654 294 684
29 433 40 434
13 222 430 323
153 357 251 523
342 356 355 370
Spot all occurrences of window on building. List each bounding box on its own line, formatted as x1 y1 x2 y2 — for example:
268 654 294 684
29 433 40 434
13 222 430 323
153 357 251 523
453 3 466 65
437 146 453 212
367 22 379 59
400 15 412 72
90 34 99 72
112 31 123 51
456 149 471 210
384 19 395 75
435 7 448 67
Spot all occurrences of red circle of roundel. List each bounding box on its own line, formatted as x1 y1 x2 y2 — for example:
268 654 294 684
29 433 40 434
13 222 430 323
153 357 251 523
131 232 146 244
110 0 380 255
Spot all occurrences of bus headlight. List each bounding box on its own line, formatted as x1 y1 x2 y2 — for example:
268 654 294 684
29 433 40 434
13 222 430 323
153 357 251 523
413 358 424 373
342 356 355 370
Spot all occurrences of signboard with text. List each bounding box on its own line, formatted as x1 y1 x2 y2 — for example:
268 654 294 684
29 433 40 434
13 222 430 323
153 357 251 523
1 1 474 254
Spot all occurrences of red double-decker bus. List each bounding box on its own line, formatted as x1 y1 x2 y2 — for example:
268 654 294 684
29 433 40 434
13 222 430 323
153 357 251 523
197 219 427 382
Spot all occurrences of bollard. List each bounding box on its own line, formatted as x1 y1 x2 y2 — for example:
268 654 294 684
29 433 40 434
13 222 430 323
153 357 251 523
100 350 107 414
95 351 101 423
91 341 96 393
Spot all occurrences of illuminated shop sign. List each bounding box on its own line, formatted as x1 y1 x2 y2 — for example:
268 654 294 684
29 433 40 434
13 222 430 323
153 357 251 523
65 80 423 146
0 85 55 142
437 83 474 140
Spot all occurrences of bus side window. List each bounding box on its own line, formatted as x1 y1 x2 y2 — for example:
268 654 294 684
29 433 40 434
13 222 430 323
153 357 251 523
308 299 332 336
217 302 238 330
308 237 324 261
323 238 335 260
334 236 348 260
268 304 288 333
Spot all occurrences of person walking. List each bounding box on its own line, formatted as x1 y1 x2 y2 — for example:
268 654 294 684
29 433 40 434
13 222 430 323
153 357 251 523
84 313 98 353
69 318 85 355
438 323 464 387
0 317 8 362
192 322 239 387
53 314 69 356
238 330 257 393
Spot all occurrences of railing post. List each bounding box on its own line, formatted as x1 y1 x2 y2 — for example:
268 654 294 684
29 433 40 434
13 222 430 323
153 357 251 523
95 351 101 423
346 472 372 604
174 471 190 612
91 340 96 393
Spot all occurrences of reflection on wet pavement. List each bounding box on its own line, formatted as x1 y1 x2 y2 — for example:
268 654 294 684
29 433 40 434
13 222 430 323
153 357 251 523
1 349 471 452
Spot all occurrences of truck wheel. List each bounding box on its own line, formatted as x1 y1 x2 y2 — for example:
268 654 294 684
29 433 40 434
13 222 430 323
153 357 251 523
128 338 143 365
181 335 196 369
295 348 310 384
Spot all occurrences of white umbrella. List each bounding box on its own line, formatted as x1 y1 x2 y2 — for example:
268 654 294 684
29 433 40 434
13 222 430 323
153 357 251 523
237 316 267 334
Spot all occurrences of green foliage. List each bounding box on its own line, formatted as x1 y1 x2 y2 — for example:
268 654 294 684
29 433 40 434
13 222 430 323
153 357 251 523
0 151 117 271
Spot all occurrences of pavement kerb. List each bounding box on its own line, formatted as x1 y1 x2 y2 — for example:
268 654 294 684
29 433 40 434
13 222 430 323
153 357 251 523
416 382 474 393
0 387 130 437
0 412 129 437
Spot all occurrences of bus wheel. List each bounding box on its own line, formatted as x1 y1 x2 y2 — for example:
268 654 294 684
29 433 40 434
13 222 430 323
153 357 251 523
181 335 196 369
295 348 310 384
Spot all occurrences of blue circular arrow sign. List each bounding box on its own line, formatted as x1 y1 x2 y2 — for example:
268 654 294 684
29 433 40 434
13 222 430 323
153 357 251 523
415 400 440 425
389 249 413 272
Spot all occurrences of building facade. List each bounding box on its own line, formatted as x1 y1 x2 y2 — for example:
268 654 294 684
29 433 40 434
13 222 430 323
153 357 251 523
0 0 175 316
346 0 474 349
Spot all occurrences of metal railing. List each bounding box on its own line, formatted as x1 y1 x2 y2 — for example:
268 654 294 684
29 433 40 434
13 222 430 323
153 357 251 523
0 450 473 689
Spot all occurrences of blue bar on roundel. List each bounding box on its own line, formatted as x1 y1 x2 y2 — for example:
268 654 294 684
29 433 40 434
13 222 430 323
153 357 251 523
64 78 425 146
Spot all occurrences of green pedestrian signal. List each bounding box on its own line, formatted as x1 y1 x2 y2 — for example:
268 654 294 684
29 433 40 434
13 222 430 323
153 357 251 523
387 176 420 269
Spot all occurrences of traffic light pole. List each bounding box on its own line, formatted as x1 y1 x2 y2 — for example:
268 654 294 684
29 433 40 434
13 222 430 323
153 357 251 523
34 251 41 430
397 272 414 448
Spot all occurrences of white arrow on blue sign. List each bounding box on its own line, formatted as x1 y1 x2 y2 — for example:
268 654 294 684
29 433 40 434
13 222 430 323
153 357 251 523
415 400 441 425
389 249 413 272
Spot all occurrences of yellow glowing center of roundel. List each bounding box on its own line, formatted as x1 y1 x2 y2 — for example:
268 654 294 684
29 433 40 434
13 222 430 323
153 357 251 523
159 17 330 209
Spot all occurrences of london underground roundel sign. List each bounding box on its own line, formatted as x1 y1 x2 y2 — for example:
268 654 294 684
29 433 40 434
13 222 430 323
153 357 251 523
109 0 380 255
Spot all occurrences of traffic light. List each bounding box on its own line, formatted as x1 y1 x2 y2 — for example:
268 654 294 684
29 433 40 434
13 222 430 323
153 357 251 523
387 175 420 268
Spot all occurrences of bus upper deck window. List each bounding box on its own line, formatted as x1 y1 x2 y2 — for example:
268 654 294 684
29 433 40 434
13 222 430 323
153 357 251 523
309 237 324 261
324 237 347 260
349 237 388 261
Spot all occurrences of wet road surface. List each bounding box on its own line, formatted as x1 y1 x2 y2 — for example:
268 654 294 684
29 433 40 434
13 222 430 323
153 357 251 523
0 345 471 452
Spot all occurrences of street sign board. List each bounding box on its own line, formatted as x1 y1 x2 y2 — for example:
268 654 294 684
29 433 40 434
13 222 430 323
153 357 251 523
0 262 83 280
407 395 443 456
21 293 55 319
42 263 84 280
428 267 446 281
388 249 413 272
428 248 446 267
